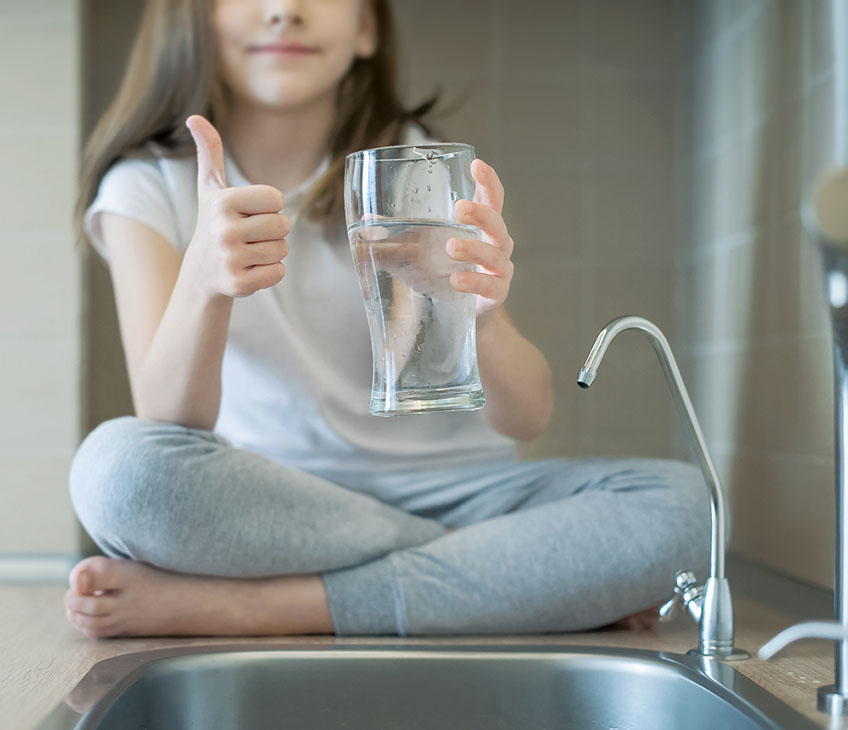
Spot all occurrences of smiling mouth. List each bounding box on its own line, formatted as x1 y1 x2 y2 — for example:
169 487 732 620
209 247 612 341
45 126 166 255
249 45 319 55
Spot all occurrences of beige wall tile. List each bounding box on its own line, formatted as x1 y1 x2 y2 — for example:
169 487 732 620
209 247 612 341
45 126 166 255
497 159 584 259
800 77 837 197
729 451 834 589
589 170 675 262
688 347 747 449
0 346 78 450
500 79 586 173
392 0 490 81
688 251 719 341
0 22 76 128
592 261 675 334
0 131 77 232
590 77 676 169
0 234 79 340
767 216 831 338
586 0 680 73
501 0 585 76
802 0 836 83
0 3 73 25
0 454 77 553
577 339 676 460
767 335 835 462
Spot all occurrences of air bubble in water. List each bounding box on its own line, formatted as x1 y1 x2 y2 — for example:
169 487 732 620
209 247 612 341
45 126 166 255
426 184 431 192
450 191 459 202
427 207 431 213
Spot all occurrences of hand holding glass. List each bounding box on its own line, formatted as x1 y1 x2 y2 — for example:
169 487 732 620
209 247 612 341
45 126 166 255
344 144 486 416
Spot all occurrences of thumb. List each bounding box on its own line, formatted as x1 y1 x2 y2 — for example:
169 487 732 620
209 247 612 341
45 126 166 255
186 114 227 194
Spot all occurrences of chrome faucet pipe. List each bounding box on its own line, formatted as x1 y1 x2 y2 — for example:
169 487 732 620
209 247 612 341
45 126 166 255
577 316 748 660
577 316 725 577
758 166 848 715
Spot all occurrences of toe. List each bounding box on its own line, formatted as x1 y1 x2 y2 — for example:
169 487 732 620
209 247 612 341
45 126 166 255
70 556 123 595
66 590 118 617
67 608 121 639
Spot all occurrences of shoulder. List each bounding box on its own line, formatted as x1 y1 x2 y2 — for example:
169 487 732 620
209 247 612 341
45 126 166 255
401 120 442 146
86 142 197 260
99 142 194 197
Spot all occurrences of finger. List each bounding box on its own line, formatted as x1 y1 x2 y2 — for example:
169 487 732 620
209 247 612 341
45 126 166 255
186 114 227 194
455 200 513 255
235 239 289 268
450 270 507 300
471 158 505 215
237 212 290 242
446 237 512 276
225 185 285 215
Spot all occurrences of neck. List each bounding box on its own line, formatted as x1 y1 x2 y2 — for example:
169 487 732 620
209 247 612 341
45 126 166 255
220 93 336 194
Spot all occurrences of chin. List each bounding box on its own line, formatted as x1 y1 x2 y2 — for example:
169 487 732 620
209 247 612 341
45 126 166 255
248 77 336 110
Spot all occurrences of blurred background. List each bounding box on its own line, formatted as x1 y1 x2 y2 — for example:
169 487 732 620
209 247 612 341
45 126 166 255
0 0 842 616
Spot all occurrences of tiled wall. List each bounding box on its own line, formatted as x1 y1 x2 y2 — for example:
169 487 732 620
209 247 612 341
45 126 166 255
58 0 841 595
395 0 691 462
84 0 691 470
678 1 838 588
0 1 81 562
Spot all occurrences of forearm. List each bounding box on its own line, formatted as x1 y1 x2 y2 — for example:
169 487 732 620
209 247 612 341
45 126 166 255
136 268 233 431
475 306 554 441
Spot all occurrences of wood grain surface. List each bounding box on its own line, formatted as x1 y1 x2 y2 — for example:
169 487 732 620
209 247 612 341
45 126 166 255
0 586 842 729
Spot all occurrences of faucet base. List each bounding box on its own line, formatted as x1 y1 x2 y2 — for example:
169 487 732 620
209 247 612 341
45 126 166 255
687 647 751 662
818 686 848 715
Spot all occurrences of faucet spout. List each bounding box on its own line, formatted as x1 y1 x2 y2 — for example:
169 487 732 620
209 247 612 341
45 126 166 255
577 315 726 577
577 315 746 659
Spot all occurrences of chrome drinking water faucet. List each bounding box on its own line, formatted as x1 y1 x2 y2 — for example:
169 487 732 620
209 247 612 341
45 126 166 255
577 315 749 660
758 166 848 717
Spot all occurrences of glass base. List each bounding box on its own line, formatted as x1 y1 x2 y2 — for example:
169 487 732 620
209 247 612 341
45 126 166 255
369 386 486 416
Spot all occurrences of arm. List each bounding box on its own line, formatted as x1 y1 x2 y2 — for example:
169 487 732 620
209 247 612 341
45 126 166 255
446 159 553 441
100 213 233 431
98 115 289 431
475 305 554 441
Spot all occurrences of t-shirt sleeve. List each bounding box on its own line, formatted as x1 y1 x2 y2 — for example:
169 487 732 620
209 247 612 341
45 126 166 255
83 155 182 264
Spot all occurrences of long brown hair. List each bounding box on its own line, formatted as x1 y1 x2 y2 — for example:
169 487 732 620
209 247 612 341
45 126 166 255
74 0 442 253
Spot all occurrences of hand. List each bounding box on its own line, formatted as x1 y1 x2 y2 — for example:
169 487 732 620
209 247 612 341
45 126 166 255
446 159 515 329
182 115 290 300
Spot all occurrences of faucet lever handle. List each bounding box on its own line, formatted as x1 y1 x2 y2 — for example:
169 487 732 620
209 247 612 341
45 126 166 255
658 570 700 623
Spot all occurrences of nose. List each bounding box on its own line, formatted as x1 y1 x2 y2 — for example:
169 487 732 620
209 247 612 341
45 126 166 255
265 0 304 26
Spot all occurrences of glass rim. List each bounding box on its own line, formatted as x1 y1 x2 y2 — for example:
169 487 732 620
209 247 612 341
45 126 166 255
345 142 475 164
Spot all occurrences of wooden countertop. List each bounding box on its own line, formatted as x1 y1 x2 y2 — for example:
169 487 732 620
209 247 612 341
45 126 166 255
0 584 841 730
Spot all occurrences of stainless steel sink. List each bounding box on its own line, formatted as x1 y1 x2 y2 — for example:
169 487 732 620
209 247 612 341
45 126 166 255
34 643 820 730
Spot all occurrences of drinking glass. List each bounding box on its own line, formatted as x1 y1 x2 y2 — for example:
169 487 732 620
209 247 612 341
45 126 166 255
344 143 486 416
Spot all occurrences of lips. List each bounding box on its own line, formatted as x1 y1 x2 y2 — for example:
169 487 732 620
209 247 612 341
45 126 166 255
249 44 318 54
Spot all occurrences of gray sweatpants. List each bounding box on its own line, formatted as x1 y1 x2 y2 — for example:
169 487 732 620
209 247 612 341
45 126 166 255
68 416 713 636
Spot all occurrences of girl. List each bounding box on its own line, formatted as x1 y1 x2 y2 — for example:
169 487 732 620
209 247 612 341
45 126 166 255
66 0 710 639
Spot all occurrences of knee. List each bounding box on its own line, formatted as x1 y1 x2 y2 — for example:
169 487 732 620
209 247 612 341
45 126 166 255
662 458 730 548
68 416 192 552
650 458 721 574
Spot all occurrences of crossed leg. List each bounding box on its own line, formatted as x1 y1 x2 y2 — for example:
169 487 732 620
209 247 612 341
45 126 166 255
65 418 710 638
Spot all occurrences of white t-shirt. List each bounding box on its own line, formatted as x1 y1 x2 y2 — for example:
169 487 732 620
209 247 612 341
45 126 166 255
84 123 518 476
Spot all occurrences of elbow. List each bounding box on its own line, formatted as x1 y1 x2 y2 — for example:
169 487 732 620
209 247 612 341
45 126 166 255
497 382 555 442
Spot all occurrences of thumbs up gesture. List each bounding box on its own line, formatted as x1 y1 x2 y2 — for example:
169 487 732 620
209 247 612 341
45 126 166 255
182 115 290 300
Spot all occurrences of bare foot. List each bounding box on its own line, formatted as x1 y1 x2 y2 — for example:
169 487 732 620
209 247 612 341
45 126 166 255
64 556 334 640
601 603 662 632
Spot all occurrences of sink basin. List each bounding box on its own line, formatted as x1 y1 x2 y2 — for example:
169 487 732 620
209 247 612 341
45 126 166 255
35 643 819 730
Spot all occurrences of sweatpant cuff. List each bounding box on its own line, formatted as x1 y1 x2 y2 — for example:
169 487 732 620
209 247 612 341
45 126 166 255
321 556 404 636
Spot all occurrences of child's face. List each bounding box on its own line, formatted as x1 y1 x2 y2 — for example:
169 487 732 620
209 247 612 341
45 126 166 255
213 0 377 111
